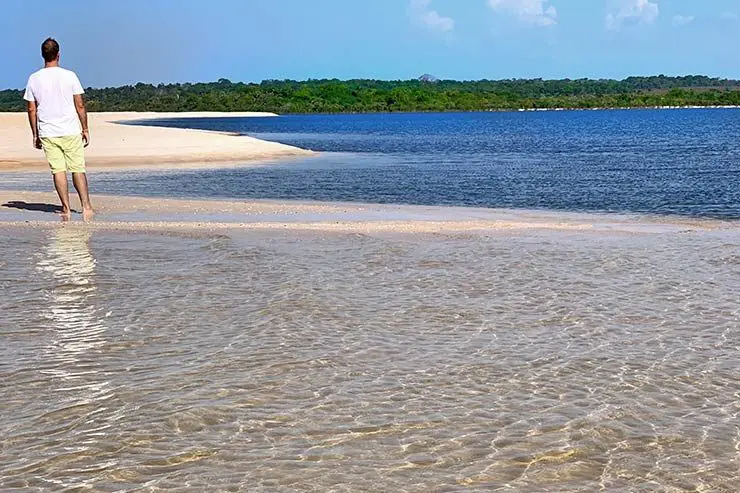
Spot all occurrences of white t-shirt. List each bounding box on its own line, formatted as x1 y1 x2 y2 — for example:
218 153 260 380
23 67 85 138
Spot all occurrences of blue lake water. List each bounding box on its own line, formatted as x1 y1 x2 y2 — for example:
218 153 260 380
110 110 739 219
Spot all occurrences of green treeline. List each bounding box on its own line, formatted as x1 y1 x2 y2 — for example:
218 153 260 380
2 75 740 113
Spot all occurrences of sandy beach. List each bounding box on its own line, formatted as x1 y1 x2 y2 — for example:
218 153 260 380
0 189 733 236
0 112 312 171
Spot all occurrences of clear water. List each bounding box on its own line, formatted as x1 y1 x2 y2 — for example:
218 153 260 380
116 109 740 219
2 110 739 491
1 226 739 491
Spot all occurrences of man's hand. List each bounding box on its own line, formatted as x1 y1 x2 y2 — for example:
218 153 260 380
27 101 40 150
75 95 89 148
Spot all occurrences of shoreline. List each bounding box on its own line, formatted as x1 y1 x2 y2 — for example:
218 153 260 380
0 190 735 236
0 111 313 172
515 104 740 112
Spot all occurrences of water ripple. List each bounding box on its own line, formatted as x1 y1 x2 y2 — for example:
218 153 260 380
0 227 738 491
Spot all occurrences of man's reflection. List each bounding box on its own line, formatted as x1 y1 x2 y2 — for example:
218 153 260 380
36 227 110 399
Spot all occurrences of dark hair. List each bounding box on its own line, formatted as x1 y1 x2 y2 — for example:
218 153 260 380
41 38 60 63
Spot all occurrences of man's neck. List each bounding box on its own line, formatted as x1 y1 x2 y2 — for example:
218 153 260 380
44 61 59 69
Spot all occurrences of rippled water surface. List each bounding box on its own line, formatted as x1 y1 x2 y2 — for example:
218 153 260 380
1 226 738 491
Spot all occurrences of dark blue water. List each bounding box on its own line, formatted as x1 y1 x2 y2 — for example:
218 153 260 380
121 110 740 219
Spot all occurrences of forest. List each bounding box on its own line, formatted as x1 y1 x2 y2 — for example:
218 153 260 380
2 75 740 113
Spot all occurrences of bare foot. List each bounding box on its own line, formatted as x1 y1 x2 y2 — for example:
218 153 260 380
60 211 72 222
82 208 95 222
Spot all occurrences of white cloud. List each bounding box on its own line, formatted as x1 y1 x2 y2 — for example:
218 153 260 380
487 0 558 26
409 0 455 33
672 14 694 27
606 0 659 31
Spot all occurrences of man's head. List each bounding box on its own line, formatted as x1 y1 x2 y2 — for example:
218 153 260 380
41 38 60 63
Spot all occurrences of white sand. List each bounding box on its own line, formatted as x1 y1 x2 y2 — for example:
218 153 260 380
0 112 312 171
0 190 733 236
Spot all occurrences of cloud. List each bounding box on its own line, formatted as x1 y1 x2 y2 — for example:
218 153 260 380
672 14 694 27
606 0 659 31
487 0 558 26
409 0 455 33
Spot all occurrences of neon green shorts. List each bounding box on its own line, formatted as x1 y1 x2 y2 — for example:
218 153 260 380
41 135 86 174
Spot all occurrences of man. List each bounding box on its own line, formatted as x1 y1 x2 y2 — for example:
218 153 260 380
24 38 94 221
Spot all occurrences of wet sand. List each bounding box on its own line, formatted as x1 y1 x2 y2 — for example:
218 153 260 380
0 112 312 171
1 190 735 236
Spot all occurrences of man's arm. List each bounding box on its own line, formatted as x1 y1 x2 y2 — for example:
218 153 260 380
74 94 89 147
26 101 41 149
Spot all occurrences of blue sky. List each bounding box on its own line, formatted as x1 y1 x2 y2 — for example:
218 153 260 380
1 0 739 89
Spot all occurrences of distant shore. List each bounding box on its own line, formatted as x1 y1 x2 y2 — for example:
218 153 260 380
0 112 313 172
515 104 740 112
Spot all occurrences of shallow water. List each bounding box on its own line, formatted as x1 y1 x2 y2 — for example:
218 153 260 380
1 225 738 491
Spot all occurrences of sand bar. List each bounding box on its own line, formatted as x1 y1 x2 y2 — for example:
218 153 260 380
0 190 735 236
0 112 312 171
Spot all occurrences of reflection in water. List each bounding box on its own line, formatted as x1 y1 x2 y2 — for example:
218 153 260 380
37 227 106 366
35 227 114 457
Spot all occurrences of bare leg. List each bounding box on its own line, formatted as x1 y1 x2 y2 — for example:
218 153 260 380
53 172 72 221
72 172 95 221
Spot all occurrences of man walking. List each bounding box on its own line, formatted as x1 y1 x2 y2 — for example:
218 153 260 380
25 38 94 221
